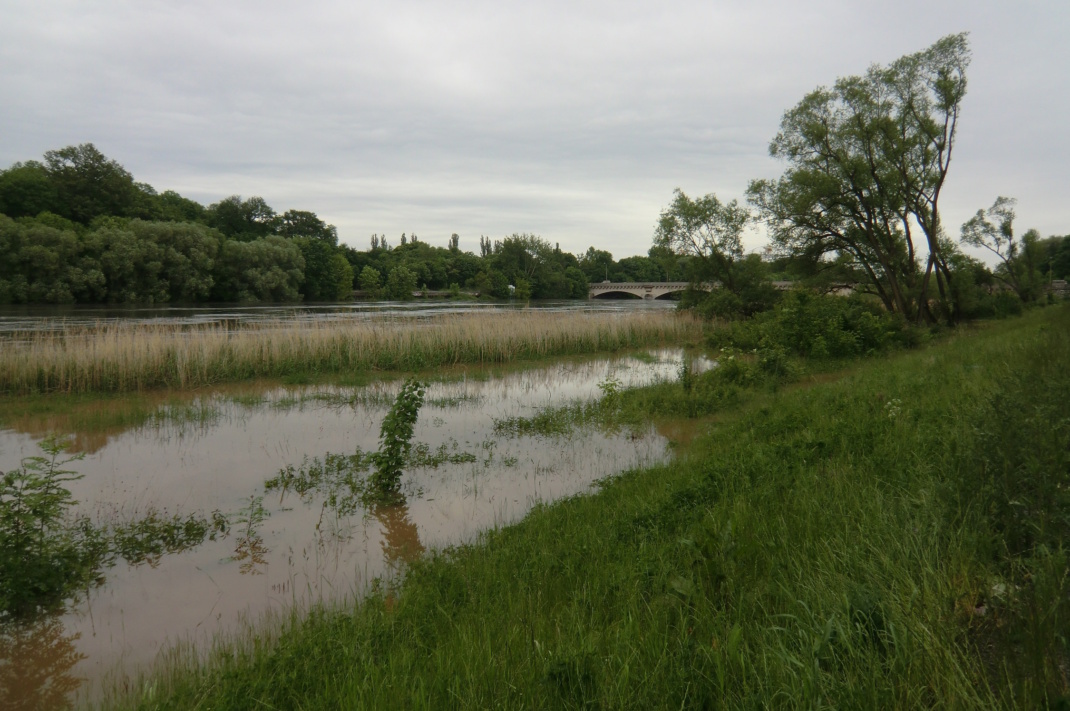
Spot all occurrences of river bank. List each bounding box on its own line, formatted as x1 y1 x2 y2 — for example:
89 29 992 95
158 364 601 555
105 305 1070 709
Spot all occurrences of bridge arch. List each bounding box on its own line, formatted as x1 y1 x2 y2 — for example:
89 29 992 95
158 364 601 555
587 282 711 300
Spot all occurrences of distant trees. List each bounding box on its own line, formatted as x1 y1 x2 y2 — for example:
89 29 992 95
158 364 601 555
615 256 662 282
385 266 418 300
0 161 57 218
211 237 304 302
479 234 587 299
579 248 615 283
1040 235 1070 281
43 144 139 224
206 196 278 241
0 144 357 304
358 266 382 296
0 143 673 305
0 212 312 305
960 197 1046 303
0 215 99 303
294 237 352 301
278 210 337 244
654 189 749 290
650 189 780 318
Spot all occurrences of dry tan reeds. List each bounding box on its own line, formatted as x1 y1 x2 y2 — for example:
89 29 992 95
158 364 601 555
0 310 701 395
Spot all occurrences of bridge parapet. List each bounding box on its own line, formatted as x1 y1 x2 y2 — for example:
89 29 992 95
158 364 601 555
587 282 711 300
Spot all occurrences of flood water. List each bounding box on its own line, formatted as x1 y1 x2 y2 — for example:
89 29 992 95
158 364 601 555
0 298 673 336
0 348 705 709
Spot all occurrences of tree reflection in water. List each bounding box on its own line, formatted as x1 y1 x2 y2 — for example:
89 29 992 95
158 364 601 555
0 616 84 711
372 504 424 567
232 532 269 575
232 494 270 575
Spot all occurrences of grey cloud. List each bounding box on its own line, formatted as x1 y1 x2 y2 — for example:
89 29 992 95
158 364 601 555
1 0 1066 258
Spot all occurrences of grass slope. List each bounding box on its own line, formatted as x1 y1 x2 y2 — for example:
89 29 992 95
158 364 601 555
122 307 1070 709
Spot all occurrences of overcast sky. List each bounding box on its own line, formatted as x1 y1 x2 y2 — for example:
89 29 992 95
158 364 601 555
1 0 1066 258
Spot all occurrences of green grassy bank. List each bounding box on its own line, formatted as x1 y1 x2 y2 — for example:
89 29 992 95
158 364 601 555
117 307 1069 709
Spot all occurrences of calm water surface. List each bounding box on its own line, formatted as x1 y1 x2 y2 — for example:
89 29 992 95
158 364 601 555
0 299 673 335
0 347 706 708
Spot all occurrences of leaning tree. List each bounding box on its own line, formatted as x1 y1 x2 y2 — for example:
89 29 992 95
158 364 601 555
749 33 970 324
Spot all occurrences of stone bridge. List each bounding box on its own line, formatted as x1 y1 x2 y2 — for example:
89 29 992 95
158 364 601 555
587 281 711 300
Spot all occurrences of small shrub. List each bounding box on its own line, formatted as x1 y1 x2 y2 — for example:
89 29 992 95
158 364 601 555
0 436 93 618
756 340 793 378
369 379 426 503
678 356 694 393
714 347 755 385
1 437 233 618
710 291 908 360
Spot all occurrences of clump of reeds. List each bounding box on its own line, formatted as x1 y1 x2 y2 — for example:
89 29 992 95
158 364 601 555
0 311 701 395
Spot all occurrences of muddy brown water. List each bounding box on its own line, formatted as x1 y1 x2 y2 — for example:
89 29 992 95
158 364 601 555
0 349 708 708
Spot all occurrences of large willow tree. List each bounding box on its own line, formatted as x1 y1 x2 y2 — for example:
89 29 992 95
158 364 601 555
749 33 970 323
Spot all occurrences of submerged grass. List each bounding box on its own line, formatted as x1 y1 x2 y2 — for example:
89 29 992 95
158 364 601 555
108 307 1070 708
0 310 700 395
0 393 225 455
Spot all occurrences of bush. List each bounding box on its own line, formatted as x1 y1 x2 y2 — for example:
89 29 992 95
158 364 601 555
710 291 908 359
0 436 95 618
1 437 228 619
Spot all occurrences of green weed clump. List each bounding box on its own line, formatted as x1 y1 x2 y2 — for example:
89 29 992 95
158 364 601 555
110 307 1069 709
266 380 429 509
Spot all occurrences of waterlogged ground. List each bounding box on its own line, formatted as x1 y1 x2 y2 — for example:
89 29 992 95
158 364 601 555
0 349 708 708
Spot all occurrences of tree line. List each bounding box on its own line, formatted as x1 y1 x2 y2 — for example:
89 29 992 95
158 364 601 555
0 144 687 305
654 33 1070 323
5 34 1066 313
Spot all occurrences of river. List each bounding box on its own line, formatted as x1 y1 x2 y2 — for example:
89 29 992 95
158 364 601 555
0 298 673 336
0 342 705 708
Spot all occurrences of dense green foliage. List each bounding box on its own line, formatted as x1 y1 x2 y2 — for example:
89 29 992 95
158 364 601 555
749 34 971 324
709 291 915 359
0 437 96 618
0 145 688 305
113 306 1069 710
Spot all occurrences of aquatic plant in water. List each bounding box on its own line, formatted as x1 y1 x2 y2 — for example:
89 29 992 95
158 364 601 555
369 379 426 503
0 436 94 618
0 436 229 619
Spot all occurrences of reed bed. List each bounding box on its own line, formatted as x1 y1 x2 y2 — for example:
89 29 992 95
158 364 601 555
0 310 701 395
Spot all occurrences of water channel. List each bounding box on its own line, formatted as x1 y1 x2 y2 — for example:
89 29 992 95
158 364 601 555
0 298 674 336
0 341 706 708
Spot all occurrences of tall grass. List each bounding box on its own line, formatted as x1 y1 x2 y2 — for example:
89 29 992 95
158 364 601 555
0 311 700 395
106 307 1069 709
